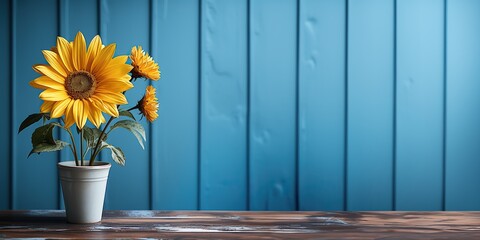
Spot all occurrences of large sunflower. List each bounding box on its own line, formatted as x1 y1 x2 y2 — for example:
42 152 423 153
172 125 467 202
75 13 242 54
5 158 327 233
30 32 134 129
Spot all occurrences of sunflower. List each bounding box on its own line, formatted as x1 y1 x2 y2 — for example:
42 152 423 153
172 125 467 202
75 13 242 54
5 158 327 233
30 32 134 129
130 46 160 80
138 85 159 122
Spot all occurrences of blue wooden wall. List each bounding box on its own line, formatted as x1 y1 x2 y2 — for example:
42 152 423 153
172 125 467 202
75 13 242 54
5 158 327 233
1 0 479 211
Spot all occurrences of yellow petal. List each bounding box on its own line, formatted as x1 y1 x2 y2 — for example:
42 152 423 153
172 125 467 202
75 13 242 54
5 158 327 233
39 89 70 101
56 37 74 72
33 64 65 84
97 64 133 81
97 74 132 85
84 100 101 128
94 91 128 104
85 101 97 128
91 43 116 75
42 50 67 77
100 113 106 124
30 76 65 90
88 98 108 125
96 80 133 92
86 35 103 71
81 99 92 127
73 99 87 129
72 32 87 70
102 103 119 117
30 79 47 89
98 55 128 75
90 96 105 108
64 100 76 128
40 101 55 113
50 98 71 118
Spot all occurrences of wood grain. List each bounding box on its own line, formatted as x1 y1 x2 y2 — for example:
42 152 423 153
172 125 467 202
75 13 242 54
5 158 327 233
1 211 480 239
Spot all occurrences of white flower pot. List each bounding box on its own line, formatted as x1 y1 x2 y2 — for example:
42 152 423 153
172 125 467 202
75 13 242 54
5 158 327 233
58 161 111 223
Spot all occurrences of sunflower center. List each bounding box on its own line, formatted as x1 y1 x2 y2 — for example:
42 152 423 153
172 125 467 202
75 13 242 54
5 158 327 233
65 70 96 99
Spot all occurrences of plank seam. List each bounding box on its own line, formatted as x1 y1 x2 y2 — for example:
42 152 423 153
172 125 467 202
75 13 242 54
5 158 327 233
97 0 107 208
97 0 101 35
442 0 447 211
148 0 154 211
10 0 16 210
392 0 397 211
97 0 102 163
343 0 349 211
246 0 251 211
294 0 300 211
57 0 64 211
197 0 202 211
8 0 14 210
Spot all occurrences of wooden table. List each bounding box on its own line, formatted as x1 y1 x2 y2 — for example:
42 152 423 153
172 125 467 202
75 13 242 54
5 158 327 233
1 211 480 239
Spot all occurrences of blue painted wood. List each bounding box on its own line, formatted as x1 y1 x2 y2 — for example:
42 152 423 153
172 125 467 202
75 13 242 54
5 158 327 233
0 0 11 210
298 0 346 211
445 0 480 210
60 0 98 40
4 0 480 211
151 0 199 210
200 0 248 210
101 0 150 210
13 0 59 209
347 0 395 210
396 0 444 211
249 0 297 210
57 0 99 210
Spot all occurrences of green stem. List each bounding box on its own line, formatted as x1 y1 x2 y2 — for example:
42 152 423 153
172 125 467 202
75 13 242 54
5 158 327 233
59 118 77 164
104 107 138 136
64 127 79 166
89 116 116 166
80 128 84 166
126 105 138 112
83 148 90 160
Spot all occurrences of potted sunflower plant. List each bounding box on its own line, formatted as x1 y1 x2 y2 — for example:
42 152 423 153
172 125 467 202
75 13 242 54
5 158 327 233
18 32 160 223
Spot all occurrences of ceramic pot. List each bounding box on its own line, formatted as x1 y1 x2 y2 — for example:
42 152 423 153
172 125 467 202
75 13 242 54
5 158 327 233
58 161 111 223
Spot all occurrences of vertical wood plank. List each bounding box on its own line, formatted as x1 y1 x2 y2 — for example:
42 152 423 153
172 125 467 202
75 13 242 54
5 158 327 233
151 0 199 210
0 0 11 210
101 0 150 210
250 0 297 210
298 0 346 211
446 0 480 210
347 0 395 210
61 0 98 40
396 0 444 210
200 0 248 210
13 0 59 209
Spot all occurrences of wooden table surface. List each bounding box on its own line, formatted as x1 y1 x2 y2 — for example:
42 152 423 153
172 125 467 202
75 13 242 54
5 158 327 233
1 210 480 239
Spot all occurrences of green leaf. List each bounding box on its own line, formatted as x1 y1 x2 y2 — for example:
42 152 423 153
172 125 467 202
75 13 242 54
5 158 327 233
29 140 70 157
110 120 146 149
29 123 68 157
82 127 106 148
101 142 126 166
18 113 49 133
119 110 136 120
31 123 56 146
